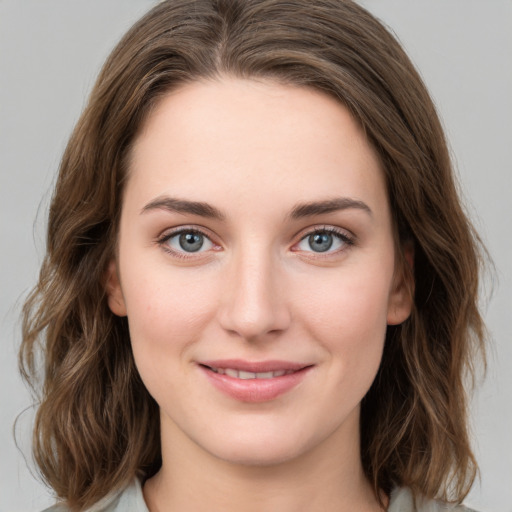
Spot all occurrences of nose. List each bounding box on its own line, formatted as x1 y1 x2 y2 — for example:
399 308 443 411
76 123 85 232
217 247 291 341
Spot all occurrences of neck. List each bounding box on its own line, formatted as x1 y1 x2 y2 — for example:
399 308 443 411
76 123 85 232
143 410 385 512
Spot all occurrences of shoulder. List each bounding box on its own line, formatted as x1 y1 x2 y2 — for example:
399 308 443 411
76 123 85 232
389 487 479 512
41 478 148 512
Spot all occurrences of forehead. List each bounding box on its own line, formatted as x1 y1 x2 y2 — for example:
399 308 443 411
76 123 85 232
134 77 376 165
126 77 388 222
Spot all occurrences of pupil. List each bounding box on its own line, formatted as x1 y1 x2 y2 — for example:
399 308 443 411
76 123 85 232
179 232 204 252
309 233 333 252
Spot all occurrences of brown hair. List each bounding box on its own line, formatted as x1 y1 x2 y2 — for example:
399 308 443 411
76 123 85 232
20 0 486 509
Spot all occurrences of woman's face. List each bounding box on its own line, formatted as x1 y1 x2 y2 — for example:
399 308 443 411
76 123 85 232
107 78 412 466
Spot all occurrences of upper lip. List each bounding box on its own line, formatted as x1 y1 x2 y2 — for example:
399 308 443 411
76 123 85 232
199 359 311 373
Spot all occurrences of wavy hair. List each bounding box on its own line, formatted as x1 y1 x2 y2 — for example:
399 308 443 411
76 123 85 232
20 0 486 509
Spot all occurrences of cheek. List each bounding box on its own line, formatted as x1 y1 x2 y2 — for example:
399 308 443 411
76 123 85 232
299 263 392 334
294 261 393 378
121 265 217 365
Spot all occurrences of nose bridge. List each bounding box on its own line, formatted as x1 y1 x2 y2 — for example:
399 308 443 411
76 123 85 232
219 242 290 340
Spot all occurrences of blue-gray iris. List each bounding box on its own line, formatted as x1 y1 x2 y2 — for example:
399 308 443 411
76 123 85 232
309 233 333 252
180 232 204 252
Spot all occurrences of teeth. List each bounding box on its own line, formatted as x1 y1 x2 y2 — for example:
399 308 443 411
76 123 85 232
239 370 256 379
210 367 294 379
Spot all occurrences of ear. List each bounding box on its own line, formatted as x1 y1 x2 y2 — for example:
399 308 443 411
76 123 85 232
387 241 414 325
105 259 127 317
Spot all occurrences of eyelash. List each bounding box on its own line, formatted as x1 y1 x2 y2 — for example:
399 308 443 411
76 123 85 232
156 227 217 260
156 225 355 260
295 226 355 258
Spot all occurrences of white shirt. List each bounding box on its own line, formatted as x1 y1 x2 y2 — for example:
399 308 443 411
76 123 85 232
43 478 477 512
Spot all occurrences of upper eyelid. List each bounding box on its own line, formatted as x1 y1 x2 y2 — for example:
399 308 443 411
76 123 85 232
158 224 352 240
158 225 215 241
297 224 352 238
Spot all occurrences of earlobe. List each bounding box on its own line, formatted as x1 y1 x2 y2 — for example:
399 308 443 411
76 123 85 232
387 242 414 326
105 260 127 317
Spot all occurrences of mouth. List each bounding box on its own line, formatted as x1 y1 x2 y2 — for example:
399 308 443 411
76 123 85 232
198 359 314 402
202 366 297 379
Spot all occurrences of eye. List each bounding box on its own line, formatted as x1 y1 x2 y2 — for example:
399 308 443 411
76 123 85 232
158 228 215 257
295 227 354 254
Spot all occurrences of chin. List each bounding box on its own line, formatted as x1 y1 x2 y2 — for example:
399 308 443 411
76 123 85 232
212 442 305 467
196 424 321 468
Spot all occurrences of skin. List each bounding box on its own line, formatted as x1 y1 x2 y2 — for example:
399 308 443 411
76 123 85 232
106 77 412 512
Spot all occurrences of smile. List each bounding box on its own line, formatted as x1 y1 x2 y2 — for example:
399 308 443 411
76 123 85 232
198 360 313 402
207 367 296 379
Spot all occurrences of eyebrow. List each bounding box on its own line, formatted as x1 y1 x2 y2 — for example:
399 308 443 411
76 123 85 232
287 197 372 220
141 196 226 220
141 196 372 220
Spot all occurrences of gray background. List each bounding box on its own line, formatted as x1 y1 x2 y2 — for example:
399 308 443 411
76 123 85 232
1 1 510 511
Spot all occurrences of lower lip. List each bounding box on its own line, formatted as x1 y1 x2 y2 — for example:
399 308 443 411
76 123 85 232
199 365 312 403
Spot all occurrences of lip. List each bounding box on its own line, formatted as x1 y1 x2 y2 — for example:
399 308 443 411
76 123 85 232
198 359 313 403
200 359 309 373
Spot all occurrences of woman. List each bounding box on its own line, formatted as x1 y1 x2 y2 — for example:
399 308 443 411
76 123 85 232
20 0 486 510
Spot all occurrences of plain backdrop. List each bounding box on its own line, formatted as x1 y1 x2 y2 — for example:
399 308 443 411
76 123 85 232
1 1 510 511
